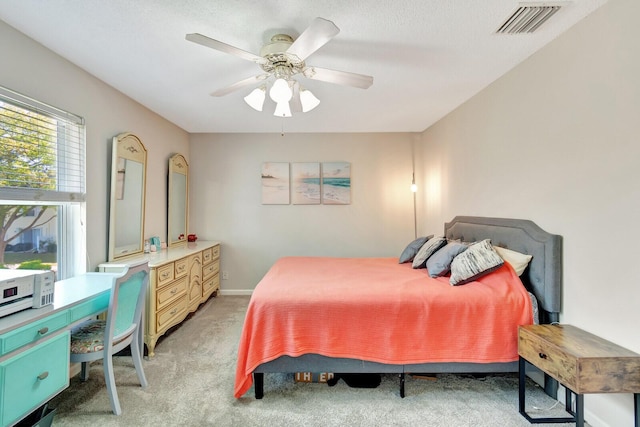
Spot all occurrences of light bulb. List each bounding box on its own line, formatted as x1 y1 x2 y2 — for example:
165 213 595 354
269 78 292 103
273 101 292 117
299 89 320 112
244 86 266 111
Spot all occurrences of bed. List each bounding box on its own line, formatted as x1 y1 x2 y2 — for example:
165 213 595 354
235 216 562 399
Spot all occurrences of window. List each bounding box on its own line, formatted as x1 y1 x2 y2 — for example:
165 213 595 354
0 85 86 280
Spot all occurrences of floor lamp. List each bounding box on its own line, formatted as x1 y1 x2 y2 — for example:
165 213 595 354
411 172 417 239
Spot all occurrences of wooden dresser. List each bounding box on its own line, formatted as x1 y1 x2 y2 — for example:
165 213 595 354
518 324 640 426
99 241 220 357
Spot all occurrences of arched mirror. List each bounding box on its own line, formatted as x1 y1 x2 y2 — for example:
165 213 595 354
168 153 188 247
108 133 147 260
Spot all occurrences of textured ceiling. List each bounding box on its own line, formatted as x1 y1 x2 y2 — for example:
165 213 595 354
0 0 608 133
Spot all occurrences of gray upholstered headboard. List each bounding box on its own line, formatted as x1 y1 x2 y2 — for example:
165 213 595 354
444 216 562 323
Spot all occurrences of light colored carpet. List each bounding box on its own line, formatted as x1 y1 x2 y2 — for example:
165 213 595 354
49 295 585 426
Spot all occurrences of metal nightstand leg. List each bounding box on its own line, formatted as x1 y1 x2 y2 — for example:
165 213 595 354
519 357 577 424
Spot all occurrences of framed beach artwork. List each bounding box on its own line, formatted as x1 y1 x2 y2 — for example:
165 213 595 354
261 162 290 204
292 162 321 205
322 162 351 205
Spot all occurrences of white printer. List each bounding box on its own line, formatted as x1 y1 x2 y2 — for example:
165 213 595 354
0 269 55 318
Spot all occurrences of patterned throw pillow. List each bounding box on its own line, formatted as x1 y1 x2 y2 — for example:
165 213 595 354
426 241 468 278
412 236 447 269
398 235 433 263
449 239 504 285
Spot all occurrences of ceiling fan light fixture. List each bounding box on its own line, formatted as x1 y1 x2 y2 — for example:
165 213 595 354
299 88 320 112
243 85 266 111
273 101 292 118
269 78 293 103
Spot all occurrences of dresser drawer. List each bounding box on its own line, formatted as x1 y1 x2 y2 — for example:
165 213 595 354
202 245 220 265
0 310 69 356
203 273 220 297
156 294 188 334
156 263 175 286
174 257 188 279
0 332 70 426
203 259 219 280
157 277 187 310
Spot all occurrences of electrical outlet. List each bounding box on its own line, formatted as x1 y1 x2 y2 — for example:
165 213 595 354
222 271 229 280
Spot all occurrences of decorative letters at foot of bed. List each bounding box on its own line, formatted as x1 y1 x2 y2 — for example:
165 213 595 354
235 216 562 399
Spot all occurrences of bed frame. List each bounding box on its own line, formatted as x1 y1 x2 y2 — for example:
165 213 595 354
252 216 562 399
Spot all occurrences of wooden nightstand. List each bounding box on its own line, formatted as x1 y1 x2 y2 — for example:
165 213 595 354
518 324 640 426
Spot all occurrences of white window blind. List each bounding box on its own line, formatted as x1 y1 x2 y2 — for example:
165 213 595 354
0 85 85 203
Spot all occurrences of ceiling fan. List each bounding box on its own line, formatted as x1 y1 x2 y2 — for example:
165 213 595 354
185 17 373 117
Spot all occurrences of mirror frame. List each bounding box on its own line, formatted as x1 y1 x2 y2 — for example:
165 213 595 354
108 132 147 261
168 153 189 247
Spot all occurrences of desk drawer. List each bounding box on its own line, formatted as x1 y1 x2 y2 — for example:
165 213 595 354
0 332 69 426
0 310 69 356
157 277 187 310
69 292 110 323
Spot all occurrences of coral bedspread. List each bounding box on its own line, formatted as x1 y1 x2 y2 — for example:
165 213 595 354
234 256 533 398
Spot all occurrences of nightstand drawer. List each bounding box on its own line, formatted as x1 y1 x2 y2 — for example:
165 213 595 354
0 332 70 426
519 330 577 389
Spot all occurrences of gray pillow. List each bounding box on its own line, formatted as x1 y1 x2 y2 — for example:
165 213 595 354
426 241 468 278
412 236 447 269
449 239 504 285
398 235 433 263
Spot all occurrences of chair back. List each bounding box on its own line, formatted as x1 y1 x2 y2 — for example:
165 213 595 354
105 262 149 344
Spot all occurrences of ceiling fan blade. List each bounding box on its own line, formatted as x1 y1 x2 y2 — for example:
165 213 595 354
302 66 373 89
186 33 266 64
290 81 303 113
286 17 339 61
210 74 270 97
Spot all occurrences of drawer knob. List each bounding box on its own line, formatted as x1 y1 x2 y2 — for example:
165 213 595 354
38 327 49 335
538 352 548 359
162 272 170 279
37 372 49 381
171 288 177 294
170 309 177 315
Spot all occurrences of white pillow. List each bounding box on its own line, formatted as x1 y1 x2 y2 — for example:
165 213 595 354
493 246 532 276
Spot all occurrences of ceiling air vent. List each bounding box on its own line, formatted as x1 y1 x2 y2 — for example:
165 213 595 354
496 3 566 34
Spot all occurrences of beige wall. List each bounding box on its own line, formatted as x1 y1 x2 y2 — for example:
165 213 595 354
0 20 190 271
189 132 418 294
417 0 639 425
3 0 638 423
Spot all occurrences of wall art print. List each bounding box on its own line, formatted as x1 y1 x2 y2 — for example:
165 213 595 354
292 162 321 205
261 162 290 205
322 162 351 205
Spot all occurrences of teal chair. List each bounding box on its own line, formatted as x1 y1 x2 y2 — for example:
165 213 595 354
70 262 149 415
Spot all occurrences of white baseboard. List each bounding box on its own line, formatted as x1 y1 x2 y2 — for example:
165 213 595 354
219 289 253 296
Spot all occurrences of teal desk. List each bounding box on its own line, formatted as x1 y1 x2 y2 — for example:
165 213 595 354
0 273 117 427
